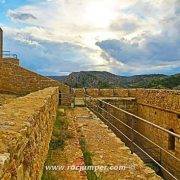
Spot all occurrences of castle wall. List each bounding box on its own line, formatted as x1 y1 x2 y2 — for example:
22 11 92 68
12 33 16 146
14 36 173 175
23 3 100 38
127 89 180 152
0 87 59 180
74 88 129 97
0 61 69 95
2 58 20 66
74 88 180 178
128 89 180 178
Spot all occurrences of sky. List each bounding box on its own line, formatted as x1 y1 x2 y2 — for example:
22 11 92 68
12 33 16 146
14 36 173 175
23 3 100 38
0 0 180 76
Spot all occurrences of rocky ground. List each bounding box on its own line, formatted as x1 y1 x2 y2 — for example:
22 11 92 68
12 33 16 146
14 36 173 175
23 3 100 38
42 106 162 180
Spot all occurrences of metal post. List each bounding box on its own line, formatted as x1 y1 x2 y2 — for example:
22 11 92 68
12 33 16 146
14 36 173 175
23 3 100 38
0 28 3 59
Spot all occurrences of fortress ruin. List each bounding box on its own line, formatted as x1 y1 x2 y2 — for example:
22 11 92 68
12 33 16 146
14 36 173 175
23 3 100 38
0 28 179 180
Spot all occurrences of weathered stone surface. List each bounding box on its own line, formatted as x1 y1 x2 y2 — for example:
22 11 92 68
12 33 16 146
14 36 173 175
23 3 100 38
17 164 24 180
70 107 162 179
0 87 59 179
73 88 180 179
43 107 87 180
0 94 18 106
0 61 69 95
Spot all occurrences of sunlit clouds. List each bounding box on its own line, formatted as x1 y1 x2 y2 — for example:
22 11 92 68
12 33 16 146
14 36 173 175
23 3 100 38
1 0 179 75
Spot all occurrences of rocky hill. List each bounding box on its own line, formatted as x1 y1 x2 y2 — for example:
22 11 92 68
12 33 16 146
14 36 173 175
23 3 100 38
49 71 180 89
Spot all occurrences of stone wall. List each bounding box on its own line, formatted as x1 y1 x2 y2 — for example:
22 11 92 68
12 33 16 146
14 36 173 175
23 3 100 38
2 58 20 66
128 89 180 178
0 93 19 106
0 87 59 180
128 89 179 112
0 61 69 95
74 88 129 97
77 88 180 178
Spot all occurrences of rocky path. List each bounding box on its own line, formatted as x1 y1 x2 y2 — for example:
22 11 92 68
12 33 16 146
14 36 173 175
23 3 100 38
42 107 87 180
67 107 162 180
43 106 161 180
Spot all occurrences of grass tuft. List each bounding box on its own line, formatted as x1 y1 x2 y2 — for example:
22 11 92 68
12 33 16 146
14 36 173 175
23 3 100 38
79 138 98 180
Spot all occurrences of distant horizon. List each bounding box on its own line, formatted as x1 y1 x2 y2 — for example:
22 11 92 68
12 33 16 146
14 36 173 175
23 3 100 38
47 70 179 77
1 0 180 76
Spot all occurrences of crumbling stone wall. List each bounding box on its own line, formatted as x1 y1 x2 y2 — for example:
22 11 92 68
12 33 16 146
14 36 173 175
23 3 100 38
0 61 69 95
0 87 59 180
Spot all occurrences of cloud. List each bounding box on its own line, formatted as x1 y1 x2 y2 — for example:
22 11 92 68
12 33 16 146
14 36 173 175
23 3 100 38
95 0 180 74
96 31 180 74
2 0 180 75
4 27 118 75
8 10 37 21
111 21 138 32
8 11 37 21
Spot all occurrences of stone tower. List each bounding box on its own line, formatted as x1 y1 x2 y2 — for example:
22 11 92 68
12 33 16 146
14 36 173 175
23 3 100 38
0 27 3 59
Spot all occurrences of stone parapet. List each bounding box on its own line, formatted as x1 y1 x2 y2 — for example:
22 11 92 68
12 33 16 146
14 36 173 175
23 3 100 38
2 58 20 66
0 87 59 180
128 88 180 112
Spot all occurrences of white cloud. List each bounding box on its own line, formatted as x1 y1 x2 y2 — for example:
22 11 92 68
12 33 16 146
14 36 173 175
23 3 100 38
3 0 180 75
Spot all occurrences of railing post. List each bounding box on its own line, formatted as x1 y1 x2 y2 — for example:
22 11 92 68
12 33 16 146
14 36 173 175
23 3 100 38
0 28 3 59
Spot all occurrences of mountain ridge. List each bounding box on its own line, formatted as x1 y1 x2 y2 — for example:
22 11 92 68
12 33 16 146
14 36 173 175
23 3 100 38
48 71 180 89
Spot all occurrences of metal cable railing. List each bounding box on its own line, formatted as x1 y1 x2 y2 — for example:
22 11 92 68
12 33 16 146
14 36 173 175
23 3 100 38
84 94 180 180
1 51 18 59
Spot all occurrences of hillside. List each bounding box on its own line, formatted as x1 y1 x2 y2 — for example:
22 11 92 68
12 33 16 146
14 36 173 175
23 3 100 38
49 71 180 89
63 71 127 88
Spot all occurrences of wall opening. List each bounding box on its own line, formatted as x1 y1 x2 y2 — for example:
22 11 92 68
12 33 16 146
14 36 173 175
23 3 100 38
168 128 175 151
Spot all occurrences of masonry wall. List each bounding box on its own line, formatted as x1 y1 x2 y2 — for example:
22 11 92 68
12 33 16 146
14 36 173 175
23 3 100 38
128 89 180 178
127 89 180 154
2 58 20 66
74 88 129 97
0 61 69 95
0 87 59 180
74 88 180 178
0 93 18 106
